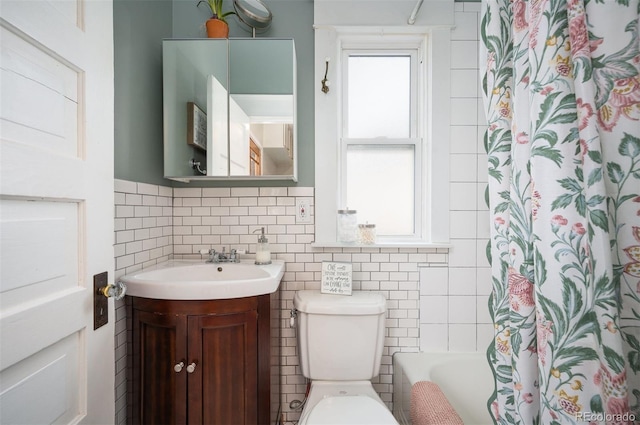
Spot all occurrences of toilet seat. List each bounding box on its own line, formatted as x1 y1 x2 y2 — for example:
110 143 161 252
304 395 398 425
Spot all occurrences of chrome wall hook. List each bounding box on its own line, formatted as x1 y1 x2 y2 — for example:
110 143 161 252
189 158 207 175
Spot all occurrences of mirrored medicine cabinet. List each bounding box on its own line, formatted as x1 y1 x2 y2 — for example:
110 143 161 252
163 38 297 182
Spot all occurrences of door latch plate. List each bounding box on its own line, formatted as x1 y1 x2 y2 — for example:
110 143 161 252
94 272 108 330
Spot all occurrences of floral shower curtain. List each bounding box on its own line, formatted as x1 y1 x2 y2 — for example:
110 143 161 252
481 0 640 424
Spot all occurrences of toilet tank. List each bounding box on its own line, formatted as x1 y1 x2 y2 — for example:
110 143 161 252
293 290 387 381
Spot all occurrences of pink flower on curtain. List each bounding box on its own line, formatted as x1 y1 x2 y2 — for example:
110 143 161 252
516 131 529 144
623 226 640 278
491 400 500 421
541 86 553 95
611 76 640 116
572 222 586 235
597 364 630 421
528 0 547 49
536 312 553 366
598 75 640 131
513 0 527 32
486 51 495 75
499 100 512 118
580 139 589 160
567 2 589 59
567 0 604 61
496 336 511 355
508 267 535 311
557 390 582 416
554 55 572 77
551 215 568 231
607 396 631 422
576 98 594 130
532 189 541 220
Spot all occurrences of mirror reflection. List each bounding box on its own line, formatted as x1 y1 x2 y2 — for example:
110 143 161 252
162 38 296 181
163 39 227 179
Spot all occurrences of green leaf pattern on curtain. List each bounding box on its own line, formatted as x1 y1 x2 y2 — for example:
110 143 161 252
481 0 640 423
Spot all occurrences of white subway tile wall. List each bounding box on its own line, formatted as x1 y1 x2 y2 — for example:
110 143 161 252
112 5 488 424
444 0 493 356
170 187 444 421
113 179 174 425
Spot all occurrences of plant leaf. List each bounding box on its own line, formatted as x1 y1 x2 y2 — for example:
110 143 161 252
619 132 640 158
603 344 626 374
590 395 604 414
531 145 563 166
590 209 609 231
587 167 603 186
552 193 574 210
607 162 625 184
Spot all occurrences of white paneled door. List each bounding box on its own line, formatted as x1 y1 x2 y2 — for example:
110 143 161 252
0 1 115 423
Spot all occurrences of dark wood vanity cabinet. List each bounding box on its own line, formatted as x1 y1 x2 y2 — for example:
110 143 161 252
131 295 275 425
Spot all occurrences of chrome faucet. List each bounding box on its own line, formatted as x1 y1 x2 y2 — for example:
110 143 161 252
203 247 240 263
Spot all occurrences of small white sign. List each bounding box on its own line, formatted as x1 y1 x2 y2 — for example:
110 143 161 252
321 261 353 295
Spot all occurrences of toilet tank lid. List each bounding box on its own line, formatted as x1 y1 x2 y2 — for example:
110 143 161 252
294 290 386 315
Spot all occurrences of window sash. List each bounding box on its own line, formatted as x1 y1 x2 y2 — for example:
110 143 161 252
340 138 423 240
341 49 419 138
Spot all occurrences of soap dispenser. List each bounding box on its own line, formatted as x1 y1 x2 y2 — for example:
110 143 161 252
254 227 271 265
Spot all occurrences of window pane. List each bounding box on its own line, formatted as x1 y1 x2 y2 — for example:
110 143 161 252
346 145 414 235
347 56 411 138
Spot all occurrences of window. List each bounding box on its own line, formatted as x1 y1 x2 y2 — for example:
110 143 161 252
314 26 452 246
341 50 421 240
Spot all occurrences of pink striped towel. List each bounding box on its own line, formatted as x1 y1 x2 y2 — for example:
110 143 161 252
410 381 464 425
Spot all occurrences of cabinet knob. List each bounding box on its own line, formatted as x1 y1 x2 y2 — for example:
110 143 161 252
174 362 185 373
187 362 197 373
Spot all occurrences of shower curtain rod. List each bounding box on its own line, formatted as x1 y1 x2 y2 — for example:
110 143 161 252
407 0 424 25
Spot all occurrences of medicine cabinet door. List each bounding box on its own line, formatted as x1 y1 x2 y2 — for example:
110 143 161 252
228 38 296 179
163 39 228 179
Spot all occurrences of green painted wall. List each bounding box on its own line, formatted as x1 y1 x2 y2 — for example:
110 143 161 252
113 0 172 186
114 0 314 187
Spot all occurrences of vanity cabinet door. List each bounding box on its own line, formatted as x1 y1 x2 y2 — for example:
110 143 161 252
132 309 188 425
131 296 272 425
188 311 259 425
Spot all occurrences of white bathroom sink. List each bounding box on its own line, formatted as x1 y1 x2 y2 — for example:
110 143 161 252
120 260 285 300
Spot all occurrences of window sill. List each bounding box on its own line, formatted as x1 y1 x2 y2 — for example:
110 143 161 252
310 241 451 250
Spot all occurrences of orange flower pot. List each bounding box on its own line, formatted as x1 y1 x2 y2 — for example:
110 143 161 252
206 18 229 38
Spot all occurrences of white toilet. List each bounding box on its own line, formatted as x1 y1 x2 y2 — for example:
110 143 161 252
293 290 399 425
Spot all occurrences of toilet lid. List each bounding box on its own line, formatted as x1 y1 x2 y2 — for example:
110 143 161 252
305 396 398 425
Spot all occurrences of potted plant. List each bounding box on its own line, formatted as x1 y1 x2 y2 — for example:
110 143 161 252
198 0 236 38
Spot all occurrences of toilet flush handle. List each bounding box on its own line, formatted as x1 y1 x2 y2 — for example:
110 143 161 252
289 309 297 328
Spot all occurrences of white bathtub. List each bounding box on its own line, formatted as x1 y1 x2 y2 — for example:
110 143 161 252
392 352 494 425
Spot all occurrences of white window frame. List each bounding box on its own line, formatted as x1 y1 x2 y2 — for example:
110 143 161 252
314 26 452 247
